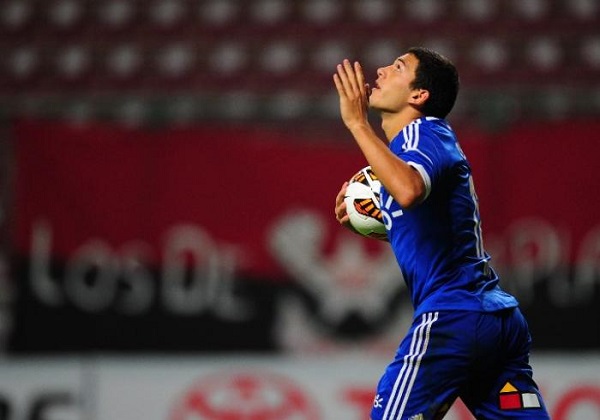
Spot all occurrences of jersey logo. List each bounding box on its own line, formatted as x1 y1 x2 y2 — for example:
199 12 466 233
498 382 542 410
373 394 383 409
381 193 404 230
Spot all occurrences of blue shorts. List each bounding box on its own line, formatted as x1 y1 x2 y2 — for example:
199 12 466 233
371 308 550 420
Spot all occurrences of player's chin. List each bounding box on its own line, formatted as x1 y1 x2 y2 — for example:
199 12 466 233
368 99 392 113
367 91 381 109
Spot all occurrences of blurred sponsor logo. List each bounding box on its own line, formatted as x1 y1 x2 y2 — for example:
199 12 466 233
170 371 320 420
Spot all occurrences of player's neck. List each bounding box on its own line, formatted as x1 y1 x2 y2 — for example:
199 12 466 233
380 108 424 142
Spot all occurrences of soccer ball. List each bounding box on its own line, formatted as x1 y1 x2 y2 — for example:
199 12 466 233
344 166 387 238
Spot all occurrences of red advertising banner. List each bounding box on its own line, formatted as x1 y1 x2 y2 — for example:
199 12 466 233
12 119 600 274
12 120 370 279
8 119 600 352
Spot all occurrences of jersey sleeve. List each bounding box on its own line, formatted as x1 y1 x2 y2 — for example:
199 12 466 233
393 124 448 201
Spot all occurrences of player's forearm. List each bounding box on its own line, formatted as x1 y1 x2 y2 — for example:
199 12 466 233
349 124 425 209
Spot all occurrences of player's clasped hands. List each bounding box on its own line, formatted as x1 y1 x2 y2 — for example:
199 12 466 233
333 59 371 131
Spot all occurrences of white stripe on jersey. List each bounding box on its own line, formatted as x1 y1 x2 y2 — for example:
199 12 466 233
407 162 431 200
402 120 433 165
382 312 439 420
402 120 421 151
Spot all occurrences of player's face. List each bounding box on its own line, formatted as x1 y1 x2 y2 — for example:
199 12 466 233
369 53 419 113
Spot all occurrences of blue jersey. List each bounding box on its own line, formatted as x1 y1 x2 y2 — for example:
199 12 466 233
379 117 517 316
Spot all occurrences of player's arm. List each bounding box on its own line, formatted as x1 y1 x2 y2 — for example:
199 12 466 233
333 60 425 209
347 124 425 209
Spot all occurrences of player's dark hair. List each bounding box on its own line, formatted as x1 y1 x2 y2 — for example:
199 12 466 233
408 47 459 119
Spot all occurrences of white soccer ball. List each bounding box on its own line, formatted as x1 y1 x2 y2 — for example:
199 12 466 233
343 166 387 238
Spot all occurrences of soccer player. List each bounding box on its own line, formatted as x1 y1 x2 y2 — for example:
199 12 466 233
333 47 550 419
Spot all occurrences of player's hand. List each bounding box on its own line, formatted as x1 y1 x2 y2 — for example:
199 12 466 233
333 59 370 132
335 182 363 235
335 182 352 226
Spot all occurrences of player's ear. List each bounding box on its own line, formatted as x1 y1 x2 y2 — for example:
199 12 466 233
409 88 429 106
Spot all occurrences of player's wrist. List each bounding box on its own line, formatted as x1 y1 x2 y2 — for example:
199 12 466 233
347 121 374 138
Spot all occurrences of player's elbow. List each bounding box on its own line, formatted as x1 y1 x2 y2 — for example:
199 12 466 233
390 181 426 210
380 164 427 209
397 190 424 209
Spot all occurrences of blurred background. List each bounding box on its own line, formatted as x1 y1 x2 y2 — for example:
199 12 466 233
0 0 599 419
